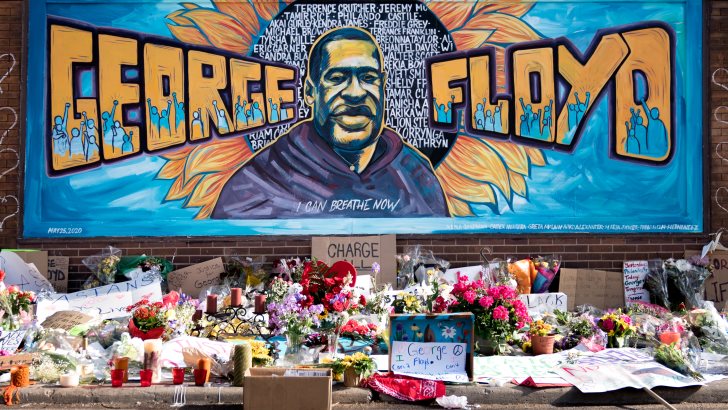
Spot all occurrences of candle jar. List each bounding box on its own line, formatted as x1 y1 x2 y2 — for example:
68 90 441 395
110 369 125 387
193 368 208 386
59 372 79 388
230 288 242 307
143 339 163 384
254 294 267 314
197 358 211 383
114 357 129 382
139 369 153 387
172 367 186 385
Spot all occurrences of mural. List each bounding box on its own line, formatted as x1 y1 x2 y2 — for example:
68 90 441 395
24 0 704 237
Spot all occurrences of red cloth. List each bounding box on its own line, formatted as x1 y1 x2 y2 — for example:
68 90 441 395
366 373 446 402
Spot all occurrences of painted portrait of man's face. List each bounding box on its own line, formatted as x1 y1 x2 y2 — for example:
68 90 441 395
305 29 387 151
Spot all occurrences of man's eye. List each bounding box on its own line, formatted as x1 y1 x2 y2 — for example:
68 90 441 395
327 74 345 84
361 73 379 84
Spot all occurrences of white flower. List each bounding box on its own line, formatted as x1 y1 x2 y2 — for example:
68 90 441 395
439 284 454 301
441 326 456 339
288 283 303 295
675 259 693 272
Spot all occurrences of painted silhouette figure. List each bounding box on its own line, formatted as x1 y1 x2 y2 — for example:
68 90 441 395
172 92 185 131
268 98 279 123
235 96 248 129
101 100 118 137
251 101 264 124
641 98 667 155
519 98 534 136
159 100 172 137
484 110 494 131
474 103 485 130
567 103 577 131
519 114 529 136
279 97 289 121
434 98 447 123
52 102 71 157
445 95 454 123
530 109 542 138
147 98 160 139
494 102 503 133
122 131 133 153
191 108 204 139
574 91 591 124
625 121 640 154
634 115 647 151
212 100 230 133
70 127 83 157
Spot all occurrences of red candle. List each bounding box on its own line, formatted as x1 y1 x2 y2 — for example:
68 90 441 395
192 309 202 322
254 294 267 314
230 288 242 307
206 294 218 315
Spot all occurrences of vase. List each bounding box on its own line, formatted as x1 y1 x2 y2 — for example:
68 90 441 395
531 335 555 355
607 335 626 348
324 330 340 357
343 367 362 387
128 319 165 340
286 332 304 356
475 336 507 356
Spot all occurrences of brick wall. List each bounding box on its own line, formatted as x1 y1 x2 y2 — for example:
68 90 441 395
0 1 719 291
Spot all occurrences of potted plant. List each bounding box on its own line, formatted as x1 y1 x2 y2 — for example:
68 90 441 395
597 309 635 348
330 352 376 387
126 299 167 340
529 320 556 355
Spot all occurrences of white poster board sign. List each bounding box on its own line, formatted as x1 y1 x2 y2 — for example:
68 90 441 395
0 251 53 293
519 292 567 316
390 341 468 382
0 330 26 353
623 261 650 305
159 336 233 369
556 362 703 393
443 265 482 284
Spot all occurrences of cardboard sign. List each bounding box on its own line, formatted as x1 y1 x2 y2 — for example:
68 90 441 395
559 268 625 310
687 250 728 310
391 341 468 382
389 313 474 381
0 330 26 353
311 235 397 285
519 292 567 316
623 261 650 305
41 310 94 331
354 274 373 296
47 256 69 293
167 258 224 297
0 353 36 370
0 250 54 293
14 250 48 277
38 291 133 321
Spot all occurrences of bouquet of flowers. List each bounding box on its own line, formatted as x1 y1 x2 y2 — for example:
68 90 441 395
329 352 377 382
163 292 199 340
82 246 122 289
249 340 273 367
654 342 703 380
531 256 560 293
340 319 378 341
267 277 292 304
528 320 553 337
267 283 324 338
441 273 531 348
0 283 36 331
597 310 635 348
126 299 167 340
392 292 424 314
299 260 363 331
271 258 304 282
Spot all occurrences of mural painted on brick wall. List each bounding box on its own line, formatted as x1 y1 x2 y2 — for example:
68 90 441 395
24 0 704 237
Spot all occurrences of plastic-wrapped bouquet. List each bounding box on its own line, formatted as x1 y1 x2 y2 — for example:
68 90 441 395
597 310 635 348
654 342 703 380
0 284 36 331
663 258 712 309
82 246 122 289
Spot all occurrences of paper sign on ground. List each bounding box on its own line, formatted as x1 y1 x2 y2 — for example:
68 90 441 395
443 265 482 284
559 268 625 310
0 251 54 293
391 341 468 382
623 261 651 305
557 362 703 393
167 258 224 297
160 336 233 368
474 353 565 382
0 330 26 353
47 256 69 293
0 353 36 370
41 310 94 331
519 292 567 316
14 250 48 277
311 235 397 285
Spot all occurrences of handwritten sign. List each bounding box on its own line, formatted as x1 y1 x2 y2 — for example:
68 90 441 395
311 235 397 285
41 310 94 331
519 292 567 316
0 251 53 293
0 353 36 370
623 261 650 305
47 256 69 293
36 273 162 322
443 265 482 284
0 330 26 353
167 258 224 297
557 362 703 393
159 336 233 368
391 341 468 382
559 268 625 310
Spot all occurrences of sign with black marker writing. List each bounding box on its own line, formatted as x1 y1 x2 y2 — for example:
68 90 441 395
47 256 69 293
391 341 468 382
519 292 567 316
312 235 396 285
0 330 26 353
623 261 650 305
167 258 224 297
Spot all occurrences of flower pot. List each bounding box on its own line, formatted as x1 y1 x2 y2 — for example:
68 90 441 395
128 319 165 340
659 331 681 345
343 367 362 387
531 335 555 355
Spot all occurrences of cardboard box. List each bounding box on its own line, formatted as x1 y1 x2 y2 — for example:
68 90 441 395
244 368 332 410
559 268 625 310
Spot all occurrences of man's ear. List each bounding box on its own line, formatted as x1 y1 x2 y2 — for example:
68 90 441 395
304 77 316 106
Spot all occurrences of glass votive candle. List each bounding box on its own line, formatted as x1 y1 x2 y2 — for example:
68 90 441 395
139 369 153 387
110 369 125 387
193 368 208 386
172 367 186 385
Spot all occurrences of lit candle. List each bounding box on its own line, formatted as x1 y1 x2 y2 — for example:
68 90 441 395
60 372 79 387
254 294 267 314
143 339 163 384
197 357 212 383
207 294 218 314
230 288 242 307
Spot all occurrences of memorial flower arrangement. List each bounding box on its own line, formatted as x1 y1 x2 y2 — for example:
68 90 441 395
340 319 378 341
663 258 713 309
299 260 362 331
597 310 635 348
528 320 553 337
654 342 703 380
0 284 36 331
82 247 122 289
126 299 167 340
266 283 324 337
329 352 377 386
249 340 273 367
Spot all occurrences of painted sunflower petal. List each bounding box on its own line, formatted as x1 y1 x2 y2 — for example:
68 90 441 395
437 162 497 204
474 12 542 43
157 157 187 180
166 174 203 201
442 135 511 199
426 1 476 31
254 0 282 22
508 170 527 198
180 9 251 54
215 1 262 32
166 24 213 47
447 195 475 217
474 1 535 18
184 138 253 179
180 2 201 10
483 139 530 176
451 28 494 50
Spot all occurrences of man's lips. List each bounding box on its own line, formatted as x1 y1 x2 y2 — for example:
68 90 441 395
331 106 374 130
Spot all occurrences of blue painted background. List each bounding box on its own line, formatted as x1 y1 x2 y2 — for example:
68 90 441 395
24 0 704 237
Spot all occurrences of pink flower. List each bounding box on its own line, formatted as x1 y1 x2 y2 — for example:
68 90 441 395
516 321 525 329
463 291 476 304
479 296 494 308
492 305 509 321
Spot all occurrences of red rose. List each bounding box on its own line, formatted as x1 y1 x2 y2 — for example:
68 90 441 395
333 301 344 312
0 269 5 283
359 295 367 306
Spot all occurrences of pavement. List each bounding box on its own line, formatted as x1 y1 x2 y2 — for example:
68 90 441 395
7 378 728 408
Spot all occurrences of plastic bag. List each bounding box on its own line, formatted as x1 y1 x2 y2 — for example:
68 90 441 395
664 258 712 309
645 260 670 310
508 259 535 294
118 255 173 280
396 246 449 289
82 246 122 289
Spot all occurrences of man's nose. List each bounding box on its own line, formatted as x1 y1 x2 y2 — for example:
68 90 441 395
341 76 367 101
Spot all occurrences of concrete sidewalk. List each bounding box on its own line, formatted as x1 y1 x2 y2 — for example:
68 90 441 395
9 379 728 408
